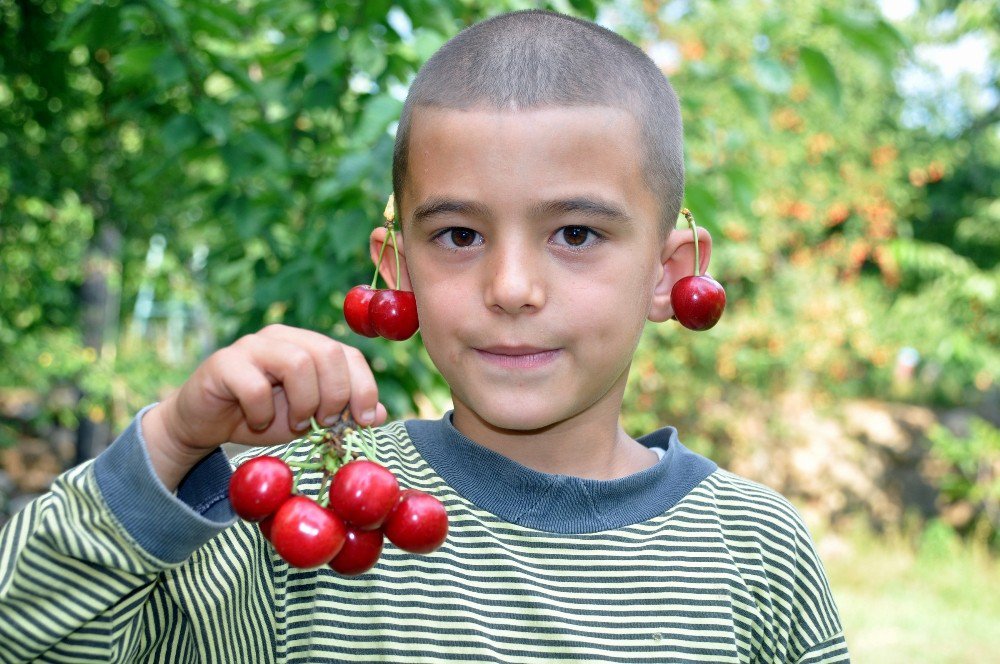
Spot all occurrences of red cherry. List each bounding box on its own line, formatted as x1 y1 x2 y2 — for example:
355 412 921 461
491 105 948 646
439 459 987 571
369 289 419 341
259 512 277 542
343 285 379 337
383 489 448 554
229 456 294 521
270 496 346 568
329 460 400 530
329 527 384 576
670 275 726 331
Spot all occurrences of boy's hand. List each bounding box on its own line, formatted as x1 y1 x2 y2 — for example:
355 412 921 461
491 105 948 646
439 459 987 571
141 325 387 492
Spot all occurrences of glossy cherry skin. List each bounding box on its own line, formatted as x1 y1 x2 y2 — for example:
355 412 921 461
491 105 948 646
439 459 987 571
270 496 347 568
670 275 727 331
329 460 400 530
344 285 379 337
258 512 278 542
369 289 419 341
229 456 294 521
383 489 448 554
329 527 384 576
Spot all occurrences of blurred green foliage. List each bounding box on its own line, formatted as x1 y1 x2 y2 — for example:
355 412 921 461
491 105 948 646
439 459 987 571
928 417 1000 547
0 0 997 525
0 0 598 431
617 0 998 429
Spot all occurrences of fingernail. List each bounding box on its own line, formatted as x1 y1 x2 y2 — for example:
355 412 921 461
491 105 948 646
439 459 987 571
293 420 310 432
361 409 376 424
322 416 338 426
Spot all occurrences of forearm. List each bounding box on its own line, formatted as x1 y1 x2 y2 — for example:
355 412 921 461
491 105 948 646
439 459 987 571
0 410 237 661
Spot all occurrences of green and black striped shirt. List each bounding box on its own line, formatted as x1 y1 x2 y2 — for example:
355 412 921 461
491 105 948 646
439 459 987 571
0 410 849 662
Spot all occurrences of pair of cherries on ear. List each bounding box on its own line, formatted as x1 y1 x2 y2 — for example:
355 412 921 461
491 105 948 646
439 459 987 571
344 286 418 341
343 195 419 341
669 208 726 331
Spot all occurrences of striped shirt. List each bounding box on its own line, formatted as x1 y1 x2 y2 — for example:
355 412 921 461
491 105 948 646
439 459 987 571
0 409 849 662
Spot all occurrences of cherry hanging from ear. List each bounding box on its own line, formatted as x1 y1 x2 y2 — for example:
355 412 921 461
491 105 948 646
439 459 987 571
343 194 419 341
670 208 726 331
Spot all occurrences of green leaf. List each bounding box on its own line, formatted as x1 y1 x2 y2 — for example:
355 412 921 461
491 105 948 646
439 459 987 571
194 100 232 143
53 0 96 48
112 44 165 80
751 56 792 95
819 8 905 69
160 114 202 156
151 50 187 89
682 182 719 228
799 47 841 108
352 94 403 146
731 79 770 129
305 32 343 79
723 167 756 217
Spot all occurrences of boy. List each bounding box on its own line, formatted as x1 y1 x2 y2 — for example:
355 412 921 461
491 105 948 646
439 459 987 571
0 10 849 663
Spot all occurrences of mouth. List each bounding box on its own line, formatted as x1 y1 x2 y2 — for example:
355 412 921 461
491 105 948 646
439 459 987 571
474 345 562 369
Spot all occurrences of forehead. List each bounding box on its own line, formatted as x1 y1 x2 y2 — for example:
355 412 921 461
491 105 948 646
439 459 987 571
401 106 656 224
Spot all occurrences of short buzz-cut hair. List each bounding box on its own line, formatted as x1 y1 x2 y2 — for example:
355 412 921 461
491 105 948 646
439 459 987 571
391 9 684 233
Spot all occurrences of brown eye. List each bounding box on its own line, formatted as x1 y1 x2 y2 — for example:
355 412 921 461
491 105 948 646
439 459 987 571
450 228 478 247
561 226 591 246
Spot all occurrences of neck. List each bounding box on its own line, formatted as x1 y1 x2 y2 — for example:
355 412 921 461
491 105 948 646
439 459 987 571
450 393 657 480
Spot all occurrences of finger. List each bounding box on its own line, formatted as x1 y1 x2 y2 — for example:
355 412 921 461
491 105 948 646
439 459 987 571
215 356 277 433
242 335 322 433
341 346 380 426
372 402 388 426
258 326 377 427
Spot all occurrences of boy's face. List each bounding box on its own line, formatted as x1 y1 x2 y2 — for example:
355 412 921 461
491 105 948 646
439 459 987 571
393 106 677 434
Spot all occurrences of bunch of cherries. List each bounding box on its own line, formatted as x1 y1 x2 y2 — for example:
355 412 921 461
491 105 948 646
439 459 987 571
228 413 448 574
669 208 727 331
344 195 419 341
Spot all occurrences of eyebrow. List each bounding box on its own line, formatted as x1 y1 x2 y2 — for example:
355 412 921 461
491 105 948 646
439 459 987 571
411 198 493 225
410 196 633 226
530 197 633 225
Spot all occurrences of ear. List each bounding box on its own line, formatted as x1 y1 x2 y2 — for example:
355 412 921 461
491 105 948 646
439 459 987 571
369 226 413 291
647 225 713 323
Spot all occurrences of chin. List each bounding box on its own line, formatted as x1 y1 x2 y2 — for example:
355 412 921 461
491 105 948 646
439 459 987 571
462 395 570 433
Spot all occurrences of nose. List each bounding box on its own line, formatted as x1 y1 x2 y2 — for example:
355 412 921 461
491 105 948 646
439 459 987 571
483 242 546 314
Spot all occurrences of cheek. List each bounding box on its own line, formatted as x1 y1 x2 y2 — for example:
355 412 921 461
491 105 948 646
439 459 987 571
581 264 656 331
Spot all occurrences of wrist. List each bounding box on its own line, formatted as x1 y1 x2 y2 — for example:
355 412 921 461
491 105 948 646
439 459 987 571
142 401 217 493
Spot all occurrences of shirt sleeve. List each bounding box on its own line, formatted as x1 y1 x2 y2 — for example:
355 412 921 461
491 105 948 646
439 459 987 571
795 632 851 663
0 406 239 662
786 514 852 663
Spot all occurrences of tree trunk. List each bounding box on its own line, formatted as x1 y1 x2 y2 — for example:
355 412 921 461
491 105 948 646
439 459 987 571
74 224 121 465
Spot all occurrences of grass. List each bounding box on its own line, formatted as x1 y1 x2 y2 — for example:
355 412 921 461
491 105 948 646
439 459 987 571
820 520 1000 663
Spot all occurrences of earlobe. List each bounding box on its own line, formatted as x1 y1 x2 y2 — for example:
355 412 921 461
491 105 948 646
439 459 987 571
369 227 413 291
647 225 713 323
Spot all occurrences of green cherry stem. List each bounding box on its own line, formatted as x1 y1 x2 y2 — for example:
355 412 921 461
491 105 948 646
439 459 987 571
392 227 401 291
317 470 332 507
292 464 307 494
280 432 319 463
364 426 379 463
680 208 701 277
371 234 390 289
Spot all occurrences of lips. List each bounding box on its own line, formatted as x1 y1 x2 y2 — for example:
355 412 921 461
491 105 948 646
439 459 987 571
474 345 562 369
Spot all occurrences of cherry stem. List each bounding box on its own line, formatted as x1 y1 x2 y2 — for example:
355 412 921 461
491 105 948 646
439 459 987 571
344 429 355 464
364 426 379 462
681 208 700 277
280 433 315 462
392 227 400 291
371 235 390 289
317 470 332 507
292 464 307 494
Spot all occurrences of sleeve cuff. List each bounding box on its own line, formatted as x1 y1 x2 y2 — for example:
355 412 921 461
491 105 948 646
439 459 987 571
93 405 237 564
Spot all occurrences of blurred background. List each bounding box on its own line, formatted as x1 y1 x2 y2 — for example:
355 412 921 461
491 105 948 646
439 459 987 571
0 0 997 660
